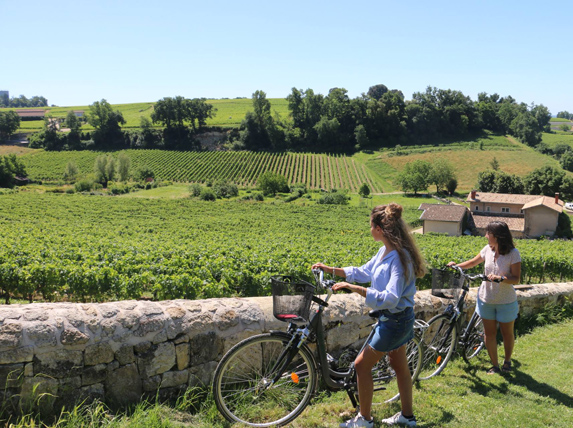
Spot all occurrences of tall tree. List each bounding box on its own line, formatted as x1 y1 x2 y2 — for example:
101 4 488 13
88 99 126 148
0 111 20 141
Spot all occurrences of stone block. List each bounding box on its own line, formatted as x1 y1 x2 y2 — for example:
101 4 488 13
137 342 176 377
175 343 190 370
190 332 223 366
84 342 114 366
60 327 90 346
105 363 142 405
33 349 83 378
82 363 108 386
20 375 59 414
115 344 135 365
0 322 23 347
26 324 57 347
142 374 161 392
161 369 188 388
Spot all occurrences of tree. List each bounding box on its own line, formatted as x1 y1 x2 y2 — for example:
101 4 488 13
523 166 564 196
88 99 126 148
136 166 155 181
358 183 370 198
510 112 541 146
354 124 369 150
117 152 131 181
152 96 215 132
397 160 432 195
0 111 21 141
560 151 573 172
560 124 571 132
446 177 458 195
257 171 289 196
477 170 498 192
0 154 27 188
429 158 456 193
94 155 117 186
63 161 79 182
367 84 389 101
490 157 500 171
530 104 552 132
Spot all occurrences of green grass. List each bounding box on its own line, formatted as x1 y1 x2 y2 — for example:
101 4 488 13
541 131 573 148
1 98 291 133
550 118 571 122
5 318 572 427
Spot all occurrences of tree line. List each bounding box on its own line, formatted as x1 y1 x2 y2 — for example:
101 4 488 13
19 84 562 153
0 93 48 108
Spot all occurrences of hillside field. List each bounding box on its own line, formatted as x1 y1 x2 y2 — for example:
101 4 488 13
1 98 291 133
13 131 571 193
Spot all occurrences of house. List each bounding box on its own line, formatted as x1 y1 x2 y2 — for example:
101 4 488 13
418 203 468 236
417 191 564 238
467 191 563 238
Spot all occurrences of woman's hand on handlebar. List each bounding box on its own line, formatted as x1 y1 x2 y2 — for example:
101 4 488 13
332 282 351 292
312 262 331 271
446 261 457 267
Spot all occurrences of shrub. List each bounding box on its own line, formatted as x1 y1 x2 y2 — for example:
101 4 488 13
199 188 216 201
213 180 238 198
317 191 349 205
74 179 94 192
358 183 370 198
253 192 264 201
189 183 203 197
136 166 155 181
258 171 289 196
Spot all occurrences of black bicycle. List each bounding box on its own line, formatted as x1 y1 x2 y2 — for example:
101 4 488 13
212 269 424 427
418 265 495 380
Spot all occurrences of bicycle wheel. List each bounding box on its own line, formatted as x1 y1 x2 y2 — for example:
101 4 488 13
372 335 423 403
462 314 485 363
213 333 318 427
418 314 457 380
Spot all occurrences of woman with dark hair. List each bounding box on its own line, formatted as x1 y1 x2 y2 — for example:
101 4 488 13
448 221 521 374
313 203 426 427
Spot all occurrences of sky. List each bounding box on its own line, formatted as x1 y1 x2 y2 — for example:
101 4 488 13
2 0 571 114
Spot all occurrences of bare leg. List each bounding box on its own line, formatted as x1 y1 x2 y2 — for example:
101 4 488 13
499 320 515 363
354 345 384 420
482 318 499 367
388 344 413 416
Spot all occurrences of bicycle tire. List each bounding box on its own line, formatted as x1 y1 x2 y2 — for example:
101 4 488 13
213 332 318 427
418 314 457 380
462 315 485 363
373 335 423 403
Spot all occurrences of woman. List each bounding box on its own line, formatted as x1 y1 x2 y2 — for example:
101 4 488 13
448 221 521 374
313 203 426 428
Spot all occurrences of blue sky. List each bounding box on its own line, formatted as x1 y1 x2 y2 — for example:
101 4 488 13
2 0 571 114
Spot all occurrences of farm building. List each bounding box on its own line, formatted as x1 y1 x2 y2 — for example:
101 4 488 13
15 109 46 120
418 191 563 238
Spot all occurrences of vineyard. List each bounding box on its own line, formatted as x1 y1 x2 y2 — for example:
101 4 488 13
20 150 383 192
1 193 572 304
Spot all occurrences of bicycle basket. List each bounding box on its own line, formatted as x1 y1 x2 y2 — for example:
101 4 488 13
431 268 464 300
271 275 315 323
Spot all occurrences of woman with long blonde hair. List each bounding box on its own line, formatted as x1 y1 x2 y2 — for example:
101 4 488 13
313 203 426 427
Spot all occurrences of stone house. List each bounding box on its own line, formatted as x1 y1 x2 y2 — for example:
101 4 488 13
418 203 468 236
417 191 564 238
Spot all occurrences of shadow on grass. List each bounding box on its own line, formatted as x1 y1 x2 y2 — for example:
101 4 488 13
505 360 573 408
457 359 573 408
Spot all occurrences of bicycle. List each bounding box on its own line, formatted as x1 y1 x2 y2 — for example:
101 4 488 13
418 265 498 380
212 269 425 427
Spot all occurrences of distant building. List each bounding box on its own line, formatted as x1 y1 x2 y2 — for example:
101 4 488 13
0 90 8 105
417 191 564 238
15 109 46 120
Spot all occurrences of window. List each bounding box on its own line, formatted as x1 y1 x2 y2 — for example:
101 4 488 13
475 206 479 211
501 207 510 213
486 206 491 212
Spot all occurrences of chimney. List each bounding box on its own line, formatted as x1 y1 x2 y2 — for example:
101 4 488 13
470 190 476 200
555 193 560 204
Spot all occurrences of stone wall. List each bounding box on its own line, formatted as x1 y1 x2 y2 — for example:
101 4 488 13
1 283 572 414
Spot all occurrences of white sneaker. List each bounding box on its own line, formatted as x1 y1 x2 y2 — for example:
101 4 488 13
339 412 374 428
381 411 417 427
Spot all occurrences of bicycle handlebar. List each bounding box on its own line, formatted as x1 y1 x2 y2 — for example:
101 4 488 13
446 265 501 283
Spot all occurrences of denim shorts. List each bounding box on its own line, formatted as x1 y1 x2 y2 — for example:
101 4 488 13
476 297 519 323
368 306 415 353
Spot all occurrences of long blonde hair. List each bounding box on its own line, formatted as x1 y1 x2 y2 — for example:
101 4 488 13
371 203 427 280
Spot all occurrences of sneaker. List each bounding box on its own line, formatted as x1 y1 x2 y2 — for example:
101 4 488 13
381 411 417 427
339 413 374 428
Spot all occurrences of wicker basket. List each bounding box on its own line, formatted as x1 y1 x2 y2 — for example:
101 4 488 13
431 268 464 300
271 275 315 323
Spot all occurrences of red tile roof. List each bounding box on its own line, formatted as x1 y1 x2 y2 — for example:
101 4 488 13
419 204 467 222
472 215 525 232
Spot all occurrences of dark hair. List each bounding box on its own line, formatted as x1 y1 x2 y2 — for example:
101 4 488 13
485 221 515 255
370 203 426 279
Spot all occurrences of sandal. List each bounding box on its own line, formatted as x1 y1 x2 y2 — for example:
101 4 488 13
502 361 512 372
487 366 501 374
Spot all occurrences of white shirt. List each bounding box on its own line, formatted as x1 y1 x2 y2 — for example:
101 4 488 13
478 245 521 304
